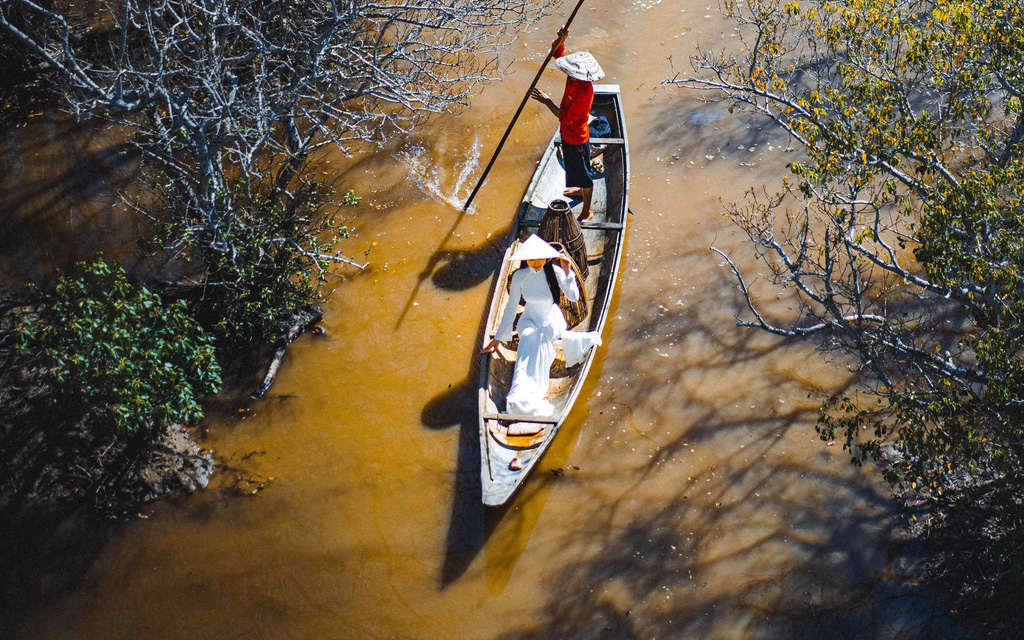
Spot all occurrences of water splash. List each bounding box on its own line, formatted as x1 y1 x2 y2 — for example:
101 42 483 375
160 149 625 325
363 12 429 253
452 135 481 202
395 134 481 210
631 0 662 11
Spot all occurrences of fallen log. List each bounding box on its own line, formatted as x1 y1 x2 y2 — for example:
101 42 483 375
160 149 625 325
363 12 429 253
255 305 323 398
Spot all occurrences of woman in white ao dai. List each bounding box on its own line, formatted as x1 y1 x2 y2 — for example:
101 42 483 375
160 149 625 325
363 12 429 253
482 235 602 417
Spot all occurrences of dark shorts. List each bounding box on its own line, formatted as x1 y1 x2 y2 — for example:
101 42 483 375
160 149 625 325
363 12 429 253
562 141 594 190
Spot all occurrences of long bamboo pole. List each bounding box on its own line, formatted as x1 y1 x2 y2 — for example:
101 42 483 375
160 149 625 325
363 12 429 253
394 1 590 329
462 0 589 211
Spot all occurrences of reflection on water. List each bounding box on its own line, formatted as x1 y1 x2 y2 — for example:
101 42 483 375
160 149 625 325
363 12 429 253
3 2 962 639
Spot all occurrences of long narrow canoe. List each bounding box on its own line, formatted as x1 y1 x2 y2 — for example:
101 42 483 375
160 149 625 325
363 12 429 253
478 85 629 506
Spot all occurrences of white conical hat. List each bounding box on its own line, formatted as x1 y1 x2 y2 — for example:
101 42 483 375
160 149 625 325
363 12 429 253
511 234 560 261
554 51 605 82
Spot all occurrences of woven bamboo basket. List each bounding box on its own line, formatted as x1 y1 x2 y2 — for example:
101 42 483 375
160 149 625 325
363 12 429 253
551 243 589 330
538 199 589 280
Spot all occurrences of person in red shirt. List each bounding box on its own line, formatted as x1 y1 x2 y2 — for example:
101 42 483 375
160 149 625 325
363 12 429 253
529 27 605 222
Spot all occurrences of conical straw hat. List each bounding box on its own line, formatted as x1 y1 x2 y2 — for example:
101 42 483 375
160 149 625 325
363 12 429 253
511 234 560 261
554 51 605 82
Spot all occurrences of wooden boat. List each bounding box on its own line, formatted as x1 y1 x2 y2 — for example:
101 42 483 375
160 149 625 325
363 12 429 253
478 85 629 506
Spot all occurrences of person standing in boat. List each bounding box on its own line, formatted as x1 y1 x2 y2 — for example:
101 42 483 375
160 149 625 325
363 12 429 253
481 235 602 469
529 27 605 223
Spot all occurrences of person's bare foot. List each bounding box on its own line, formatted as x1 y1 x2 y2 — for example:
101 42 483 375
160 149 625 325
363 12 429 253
563 187 583 199
577 212 593 223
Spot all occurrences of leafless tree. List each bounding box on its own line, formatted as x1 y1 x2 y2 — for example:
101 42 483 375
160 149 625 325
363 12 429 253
667 0 1024 459
0 0 548 347
0 0 545 256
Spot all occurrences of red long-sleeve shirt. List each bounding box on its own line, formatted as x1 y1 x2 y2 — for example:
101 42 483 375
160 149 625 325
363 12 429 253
552 42 593 145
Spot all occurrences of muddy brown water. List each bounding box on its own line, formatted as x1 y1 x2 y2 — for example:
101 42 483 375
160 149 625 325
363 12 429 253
4 2 956 638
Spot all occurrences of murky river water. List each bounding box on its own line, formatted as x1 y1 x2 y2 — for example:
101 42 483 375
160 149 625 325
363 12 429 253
4 1 953 638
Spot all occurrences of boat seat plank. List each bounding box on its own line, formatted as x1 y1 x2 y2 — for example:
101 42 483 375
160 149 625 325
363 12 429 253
553 136 624 146
520 220 623 231
581 221 623 230
488 422 551 449
484 412 560 424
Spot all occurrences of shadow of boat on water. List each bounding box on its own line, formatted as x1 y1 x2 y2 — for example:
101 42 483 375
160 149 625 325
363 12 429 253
421 360 494 590
418 232 505 589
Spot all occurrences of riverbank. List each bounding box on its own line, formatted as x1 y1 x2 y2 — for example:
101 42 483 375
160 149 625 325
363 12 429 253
0 285 326 515
0 299 210 513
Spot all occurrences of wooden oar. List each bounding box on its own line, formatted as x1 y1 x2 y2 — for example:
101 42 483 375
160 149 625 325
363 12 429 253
462 0 589 212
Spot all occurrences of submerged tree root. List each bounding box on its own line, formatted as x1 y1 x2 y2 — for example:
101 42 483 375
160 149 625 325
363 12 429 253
256 305 323 399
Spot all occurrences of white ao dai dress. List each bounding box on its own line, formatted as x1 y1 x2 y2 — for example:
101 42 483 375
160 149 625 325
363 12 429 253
495 264 603 416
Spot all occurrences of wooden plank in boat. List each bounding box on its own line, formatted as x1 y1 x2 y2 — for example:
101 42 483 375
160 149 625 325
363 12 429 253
553 137 624 146
483 412 561 424
520 220 624 231
488 421 552 447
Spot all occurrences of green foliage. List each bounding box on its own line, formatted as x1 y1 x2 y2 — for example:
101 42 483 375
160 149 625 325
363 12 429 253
341 188 362 207
16 256 222 439
774 0 1024 533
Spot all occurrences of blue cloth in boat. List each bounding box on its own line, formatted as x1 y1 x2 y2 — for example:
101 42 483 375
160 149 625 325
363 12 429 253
589 115 612 138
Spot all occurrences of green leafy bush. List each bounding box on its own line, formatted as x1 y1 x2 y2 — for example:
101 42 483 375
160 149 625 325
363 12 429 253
16 256 222 439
